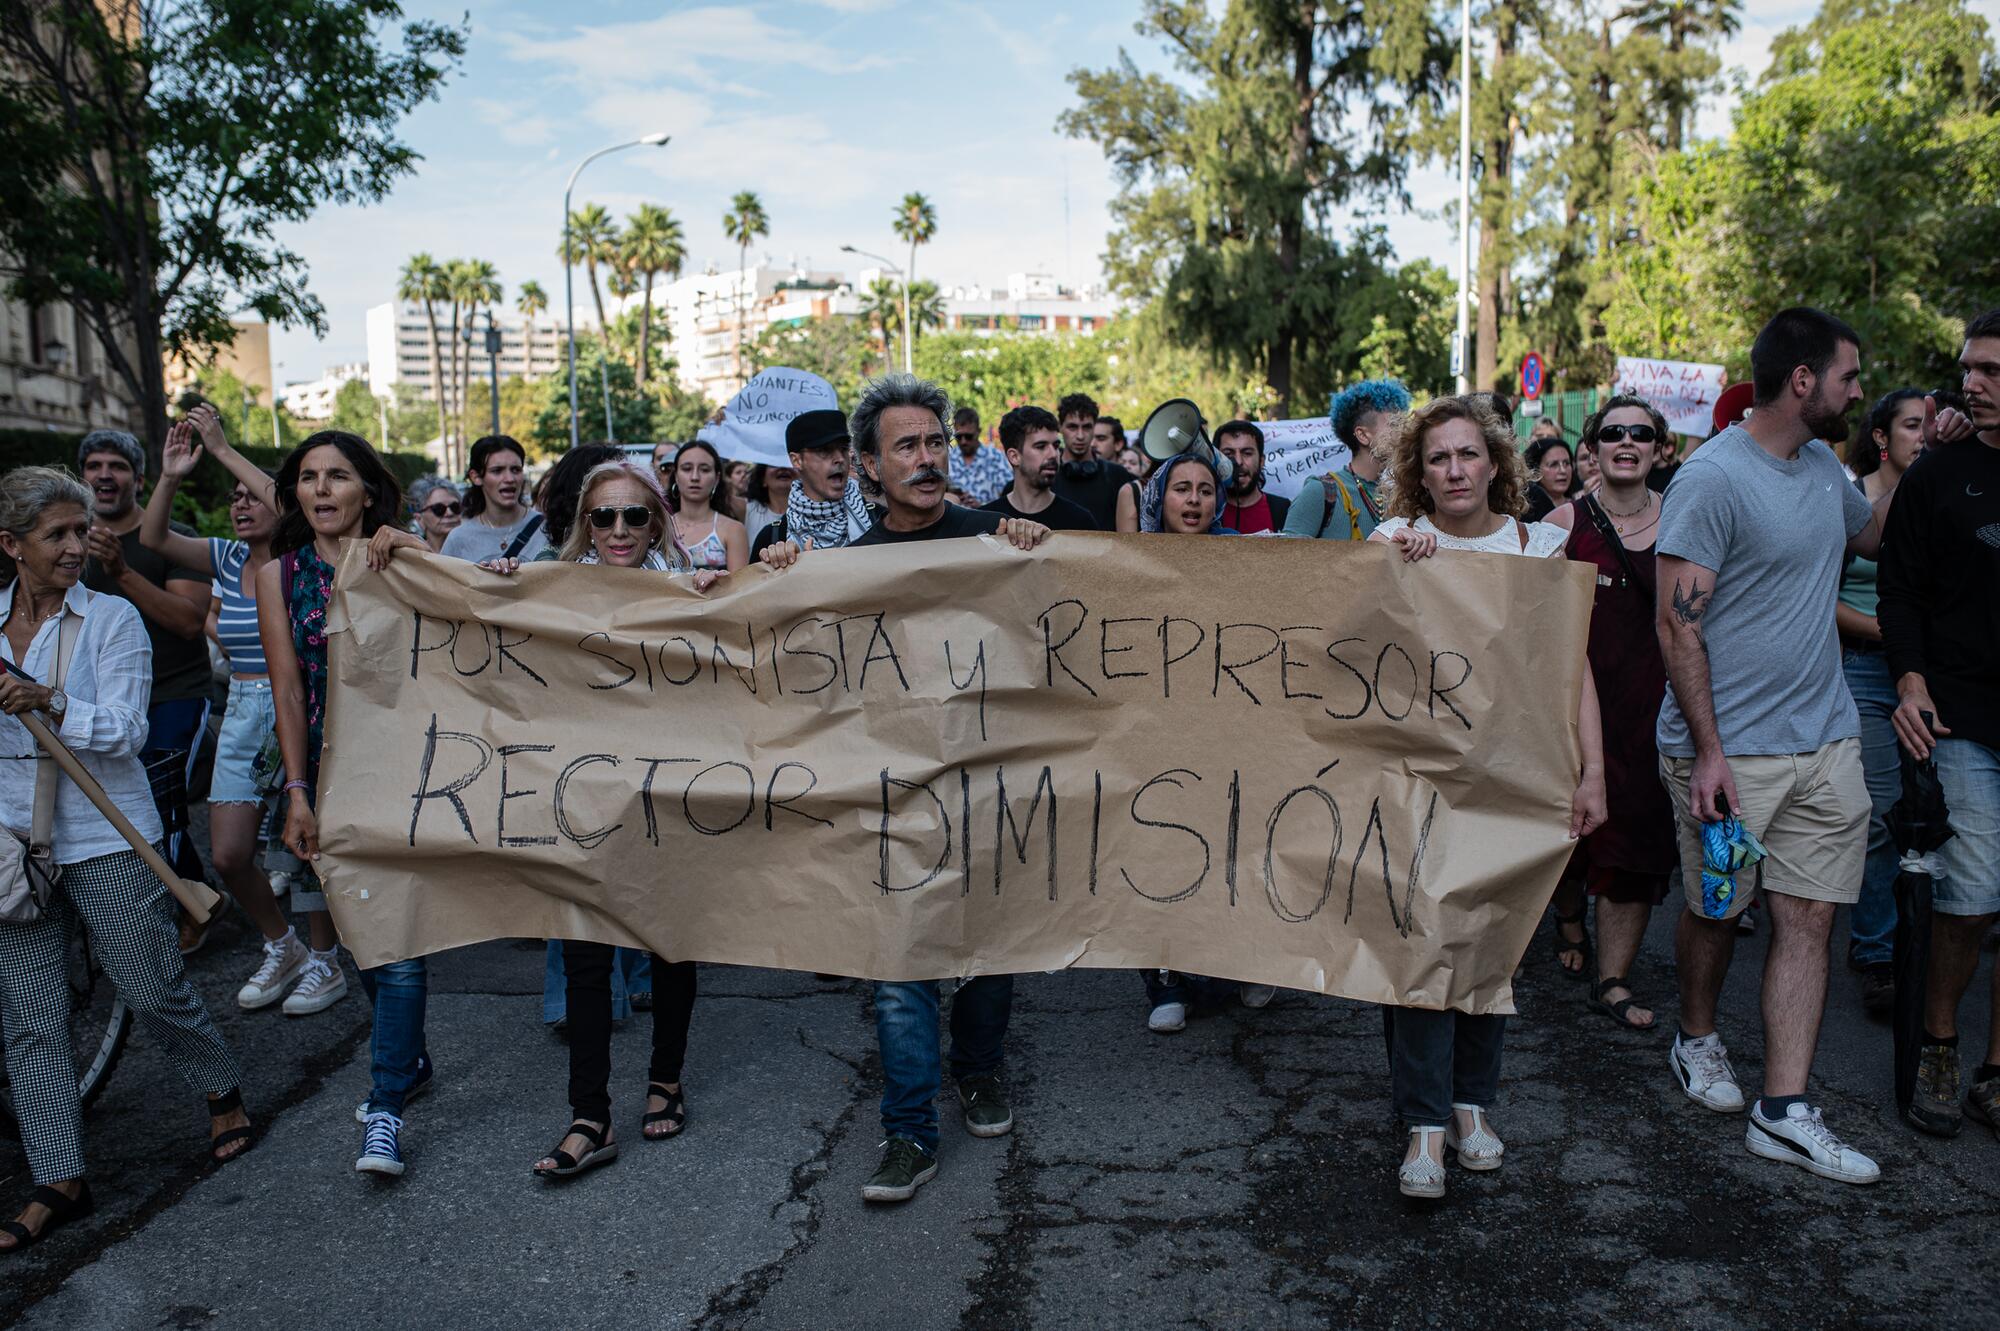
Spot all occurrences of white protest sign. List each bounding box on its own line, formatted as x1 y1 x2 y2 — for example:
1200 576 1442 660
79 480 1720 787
697 367 838 467
1613 357 1727 437
1253 417 1352 502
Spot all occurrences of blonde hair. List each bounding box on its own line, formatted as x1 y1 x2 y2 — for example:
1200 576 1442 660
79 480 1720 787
557 460 689 567
1384 396 1529 521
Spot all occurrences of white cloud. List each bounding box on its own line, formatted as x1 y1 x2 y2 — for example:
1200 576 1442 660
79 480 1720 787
470 96 554 147
497 7 824 83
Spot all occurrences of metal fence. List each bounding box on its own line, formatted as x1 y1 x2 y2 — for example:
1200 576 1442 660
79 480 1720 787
1512 388 1600 443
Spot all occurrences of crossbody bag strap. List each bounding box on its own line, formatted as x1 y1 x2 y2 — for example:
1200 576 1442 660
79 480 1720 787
1323 475 1364 541
501 513 545 561
30 610 84 855
1580 493 1652 599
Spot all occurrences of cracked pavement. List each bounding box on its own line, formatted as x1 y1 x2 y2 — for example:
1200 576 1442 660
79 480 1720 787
3 905 1994 1330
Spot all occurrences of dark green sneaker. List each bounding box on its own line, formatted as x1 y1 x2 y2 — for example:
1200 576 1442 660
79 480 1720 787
861 1137 937 1203
1966 1074 2000 1141
1906 1043 1963 1137
958 1073 1014 1138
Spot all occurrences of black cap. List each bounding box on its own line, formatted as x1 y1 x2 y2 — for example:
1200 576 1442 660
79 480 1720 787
786 409 849 454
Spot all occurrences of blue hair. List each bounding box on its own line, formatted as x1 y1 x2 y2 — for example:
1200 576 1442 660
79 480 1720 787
1329 379 1412 447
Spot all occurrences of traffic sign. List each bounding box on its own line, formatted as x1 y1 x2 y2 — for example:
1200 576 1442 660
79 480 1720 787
1519 351 1545 401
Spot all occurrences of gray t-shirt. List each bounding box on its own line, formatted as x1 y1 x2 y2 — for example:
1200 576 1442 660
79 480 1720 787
1655 425 1874 758
439 508 549 564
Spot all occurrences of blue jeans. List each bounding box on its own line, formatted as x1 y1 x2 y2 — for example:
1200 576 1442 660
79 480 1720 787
541 940 651 1024
357 957 429 1116
1843 649 1901 965
875 975 1013 1152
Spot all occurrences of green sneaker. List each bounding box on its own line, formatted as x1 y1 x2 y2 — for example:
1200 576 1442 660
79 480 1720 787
861 1137 937 1204
958 1073 1014 1138
1906 1043 1963 1137
1966 1073 2000 1141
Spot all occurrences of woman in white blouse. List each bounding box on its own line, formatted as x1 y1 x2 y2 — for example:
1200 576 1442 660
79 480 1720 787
1367 398 1609 1201
0 467 250 1253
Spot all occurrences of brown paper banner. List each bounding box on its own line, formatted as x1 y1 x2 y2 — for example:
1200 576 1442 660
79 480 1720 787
317 531 1593 1014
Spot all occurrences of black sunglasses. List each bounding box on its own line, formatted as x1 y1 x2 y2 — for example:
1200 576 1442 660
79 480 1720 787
954 432 979 443
424 501 461 518
1595 424 1660 445
587 505 653 530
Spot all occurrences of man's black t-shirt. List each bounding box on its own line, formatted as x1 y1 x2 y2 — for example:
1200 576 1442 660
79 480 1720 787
84 524 212 705
981 490 1098 531
852 503 1005 546
1052 458 1135 530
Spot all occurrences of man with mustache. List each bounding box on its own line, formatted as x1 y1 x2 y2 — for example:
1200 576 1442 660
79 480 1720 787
440 436 546 563
1214 420 1289 535
760 373 1051 1204
748 409 877 557
77 429 215 940
982 405 1097 530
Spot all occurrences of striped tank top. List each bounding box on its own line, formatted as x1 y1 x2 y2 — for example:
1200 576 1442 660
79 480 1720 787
207 538 267 675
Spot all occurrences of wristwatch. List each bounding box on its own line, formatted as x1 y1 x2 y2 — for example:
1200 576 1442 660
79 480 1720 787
46 689 67 720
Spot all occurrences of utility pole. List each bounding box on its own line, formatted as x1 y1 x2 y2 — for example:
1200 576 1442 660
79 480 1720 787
1454 0 1473 395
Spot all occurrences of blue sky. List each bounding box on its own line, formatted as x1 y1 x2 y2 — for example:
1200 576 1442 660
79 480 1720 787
270 0 2000 385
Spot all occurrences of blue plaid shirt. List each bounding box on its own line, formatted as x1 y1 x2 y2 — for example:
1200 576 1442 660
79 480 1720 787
949 446 1014 506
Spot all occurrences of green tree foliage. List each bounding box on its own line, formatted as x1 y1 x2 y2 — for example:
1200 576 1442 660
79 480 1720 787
561 204 621 342
529 335 657 452
723 191 771 381
745 316 876 408
0 1 465 457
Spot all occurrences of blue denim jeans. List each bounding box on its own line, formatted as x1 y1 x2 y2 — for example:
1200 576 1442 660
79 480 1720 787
541 940 651 1023
874 975 1013 1151
1843 649 1901 965
357 957 429 1116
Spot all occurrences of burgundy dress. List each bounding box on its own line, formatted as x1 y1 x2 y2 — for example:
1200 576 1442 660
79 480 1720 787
1567 503 1678 883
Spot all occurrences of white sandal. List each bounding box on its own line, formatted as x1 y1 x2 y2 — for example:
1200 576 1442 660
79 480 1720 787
1399 1126 1447 1199
1445 1103 1505 1171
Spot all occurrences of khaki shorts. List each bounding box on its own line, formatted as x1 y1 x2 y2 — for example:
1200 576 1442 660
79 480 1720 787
1659 739 1869 917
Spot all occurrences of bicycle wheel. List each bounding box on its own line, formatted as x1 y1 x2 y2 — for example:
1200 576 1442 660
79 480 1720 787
67 923 132 1111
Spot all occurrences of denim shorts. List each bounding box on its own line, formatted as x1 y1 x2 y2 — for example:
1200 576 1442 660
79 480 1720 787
210 676 275 805
1934 739 2000 916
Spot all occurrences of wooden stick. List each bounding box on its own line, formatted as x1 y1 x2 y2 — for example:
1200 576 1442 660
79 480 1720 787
17 709 221 923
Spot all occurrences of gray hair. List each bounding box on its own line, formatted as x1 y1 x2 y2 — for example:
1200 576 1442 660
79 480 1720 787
0 465 93 583
848 372 951 457
76 429 146 476
408 475 458 509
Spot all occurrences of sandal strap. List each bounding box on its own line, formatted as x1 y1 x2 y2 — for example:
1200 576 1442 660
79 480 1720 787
1594 975 1630 998
210 1126 255 1157
1554 905 1588 925
565 1120 607 1148
27 1185 76 1211
0 1219 32 1245
207 1088 244 1117
543 1148 580 1171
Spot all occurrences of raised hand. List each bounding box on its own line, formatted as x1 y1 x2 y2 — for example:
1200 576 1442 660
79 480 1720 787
162 419 203 479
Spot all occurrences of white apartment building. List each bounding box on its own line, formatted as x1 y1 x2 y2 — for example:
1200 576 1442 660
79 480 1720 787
365 301 575 408
281 361 369 420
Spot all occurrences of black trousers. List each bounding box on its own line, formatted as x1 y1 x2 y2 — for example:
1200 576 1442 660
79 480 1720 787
563 941 695 1122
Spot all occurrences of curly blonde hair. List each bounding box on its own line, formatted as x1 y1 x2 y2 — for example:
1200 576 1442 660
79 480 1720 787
1384 396 1529 521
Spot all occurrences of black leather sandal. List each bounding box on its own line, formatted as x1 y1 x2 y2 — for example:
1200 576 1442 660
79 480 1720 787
533 1120 618 1178
1589 976 1655 1030
0 1182 95 1253
207 1088 256 1164
642 1083 686 1140
1552 906 1593 979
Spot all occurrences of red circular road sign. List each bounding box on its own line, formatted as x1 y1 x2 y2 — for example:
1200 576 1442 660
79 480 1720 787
1519 351 1545 400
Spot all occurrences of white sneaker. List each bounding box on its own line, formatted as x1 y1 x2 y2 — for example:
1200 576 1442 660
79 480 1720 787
1670 1033 1746 1112
1745 1102 1881 1184
1147 1001 1187 1033
1239 984 1276 1009
237 930 308 1010
281 950 348 1016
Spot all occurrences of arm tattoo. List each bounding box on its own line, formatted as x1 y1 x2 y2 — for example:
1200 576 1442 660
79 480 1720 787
1670 578 1712 629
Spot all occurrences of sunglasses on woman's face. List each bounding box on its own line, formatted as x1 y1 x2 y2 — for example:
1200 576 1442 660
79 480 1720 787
1595 424 1659 445
588 505 653 530
424 501 461 517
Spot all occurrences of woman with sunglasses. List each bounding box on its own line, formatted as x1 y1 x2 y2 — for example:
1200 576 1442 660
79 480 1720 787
407 477 462 552
476 460 712 1178
1539 397 1676 1032
666 441 748 573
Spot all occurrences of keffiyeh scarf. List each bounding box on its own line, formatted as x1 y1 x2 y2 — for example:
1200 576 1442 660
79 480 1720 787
785 476 871 550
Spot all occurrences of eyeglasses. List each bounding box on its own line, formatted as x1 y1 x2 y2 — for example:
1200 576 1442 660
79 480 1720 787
424 501 461 518
954 433 979 444
1595 424 1660 445
587 505 653 530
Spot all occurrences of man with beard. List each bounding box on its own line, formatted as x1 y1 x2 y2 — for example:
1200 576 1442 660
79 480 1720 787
77 430 215 933
1655 307 1894 1184
1050 392 1133 530
983 405 1096 530
749 409 877 557
760 373 1050 1205
1213 420 1289 534
440 436 547 563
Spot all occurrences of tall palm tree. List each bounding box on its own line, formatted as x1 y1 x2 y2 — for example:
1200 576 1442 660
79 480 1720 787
397 254 448 452
516 280 548 380
560 204 620 344
860 277 902 373
454 259 502 456
890 192 937 372
906 279 946 346
721 190 770 382
621 204 686 384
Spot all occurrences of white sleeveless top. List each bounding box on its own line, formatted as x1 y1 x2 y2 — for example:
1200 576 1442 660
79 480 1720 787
1376 514 1569 559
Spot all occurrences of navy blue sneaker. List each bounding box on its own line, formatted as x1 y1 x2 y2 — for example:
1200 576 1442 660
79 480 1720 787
355 1112 405 1177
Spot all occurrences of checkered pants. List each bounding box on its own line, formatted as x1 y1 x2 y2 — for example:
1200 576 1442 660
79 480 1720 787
0 849 241 1184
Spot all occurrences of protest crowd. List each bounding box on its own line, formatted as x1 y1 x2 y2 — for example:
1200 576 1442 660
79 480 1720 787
3 297 2000 1251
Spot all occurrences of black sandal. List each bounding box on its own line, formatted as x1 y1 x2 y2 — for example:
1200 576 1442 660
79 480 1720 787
532 1120 618 1178
0 1182 95 1253
1589 976 1656 1030
642 1082 686 1141
1552 907 1592 979
207 1088 256 1165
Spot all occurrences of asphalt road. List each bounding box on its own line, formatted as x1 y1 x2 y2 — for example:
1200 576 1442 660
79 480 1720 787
2 880 1993 1330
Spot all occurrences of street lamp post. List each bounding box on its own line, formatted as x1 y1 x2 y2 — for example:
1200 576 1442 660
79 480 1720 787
841 244 910 375
1454 0 1473 395
463 312 503 435
564 132 670 449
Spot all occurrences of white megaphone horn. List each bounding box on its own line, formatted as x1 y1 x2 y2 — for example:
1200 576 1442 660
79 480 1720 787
1137 398 1234 485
